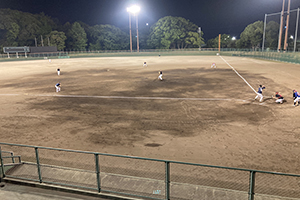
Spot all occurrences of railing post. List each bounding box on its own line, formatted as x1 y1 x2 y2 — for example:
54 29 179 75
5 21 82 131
248 171 256 200
165 161 170 200
95 154 101 193
35 147 42 183
0 147 5 178
11 152 15 163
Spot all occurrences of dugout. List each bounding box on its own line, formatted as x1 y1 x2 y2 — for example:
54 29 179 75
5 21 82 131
3 47 30 58
3 46 60 59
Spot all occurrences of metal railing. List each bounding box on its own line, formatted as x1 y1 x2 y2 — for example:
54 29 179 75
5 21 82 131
1 142 300 200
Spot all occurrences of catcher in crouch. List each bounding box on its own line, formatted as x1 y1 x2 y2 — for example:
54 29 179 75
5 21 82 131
273 92 284 104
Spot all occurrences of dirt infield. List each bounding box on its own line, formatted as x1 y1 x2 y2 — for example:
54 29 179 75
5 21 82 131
1 55 300 174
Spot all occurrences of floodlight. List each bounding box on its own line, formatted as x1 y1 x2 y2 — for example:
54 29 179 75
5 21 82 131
127 5 140 14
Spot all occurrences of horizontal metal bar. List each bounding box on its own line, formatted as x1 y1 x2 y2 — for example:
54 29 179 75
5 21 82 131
42 180 97 191
5 175 39 182
2 156 21 158
100 188 163 200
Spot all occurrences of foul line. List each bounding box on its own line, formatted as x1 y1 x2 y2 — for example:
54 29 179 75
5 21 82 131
219 56 257 94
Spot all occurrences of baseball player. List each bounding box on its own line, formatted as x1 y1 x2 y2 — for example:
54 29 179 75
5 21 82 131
211 63 217 68
254 85 265 102
273 92 284 104
293 90 300 106
57 68 60 75
158 70 163 81
55 82 61 92
143 62 147 67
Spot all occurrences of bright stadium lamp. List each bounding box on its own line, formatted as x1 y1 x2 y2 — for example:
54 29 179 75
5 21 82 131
127 5 140 15
127 5 140 52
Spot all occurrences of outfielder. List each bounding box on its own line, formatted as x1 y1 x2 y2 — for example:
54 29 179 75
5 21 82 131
143 62 147 67
254 85 265 102
158 70 163 81
293 90 300 106
57 68 60 75
55 82 61 92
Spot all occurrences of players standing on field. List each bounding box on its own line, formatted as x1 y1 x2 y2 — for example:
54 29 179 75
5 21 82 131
293 90 300 106
255 85 265 102
158 70 163 81
57 68 60 75
143 62 147 67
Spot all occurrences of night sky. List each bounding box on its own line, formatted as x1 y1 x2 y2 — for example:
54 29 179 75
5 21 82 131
1 0 300 40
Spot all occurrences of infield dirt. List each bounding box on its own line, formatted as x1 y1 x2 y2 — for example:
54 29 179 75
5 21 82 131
0 55 300 174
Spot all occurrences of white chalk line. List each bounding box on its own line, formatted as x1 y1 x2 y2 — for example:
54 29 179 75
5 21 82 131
0 93 250 102
219 56 257 94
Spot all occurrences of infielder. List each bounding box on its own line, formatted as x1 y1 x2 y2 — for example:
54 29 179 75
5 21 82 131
273 92 284 104
55 82 61 92
57 68 60 75
254 85 265 102
211 63 216 68
158 70 163 81
143 62 147 67
293 90 300 106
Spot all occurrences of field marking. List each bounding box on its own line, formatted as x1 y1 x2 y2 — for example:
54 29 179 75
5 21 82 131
219 56 257 94
0 93 250 102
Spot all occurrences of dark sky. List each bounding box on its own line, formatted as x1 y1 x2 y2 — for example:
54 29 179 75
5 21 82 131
1 0 300 40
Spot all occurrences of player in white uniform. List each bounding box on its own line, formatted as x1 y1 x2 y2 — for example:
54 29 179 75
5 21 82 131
143 62 147 67
158 70 163 81
57 68 60 75
211 63 216 68
255 85 265 102
55 82 61 92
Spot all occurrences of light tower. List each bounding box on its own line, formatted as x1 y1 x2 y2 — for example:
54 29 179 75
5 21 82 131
127 5 140 52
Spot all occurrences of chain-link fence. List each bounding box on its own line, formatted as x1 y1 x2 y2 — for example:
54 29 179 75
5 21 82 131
1 143 300 200
2 48 300 65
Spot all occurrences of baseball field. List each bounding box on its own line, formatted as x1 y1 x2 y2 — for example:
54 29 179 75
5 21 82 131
0 55 299 174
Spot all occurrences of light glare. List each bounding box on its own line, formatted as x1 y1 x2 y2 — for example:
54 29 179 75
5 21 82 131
127 5 140 14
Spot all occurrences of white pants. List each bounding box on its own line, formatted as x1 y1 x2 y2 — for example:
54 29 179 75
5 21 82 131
211 64 216 68
255 93 263 102
143 64 147 67
158 74 163 80
55 86 61 92
294 97 300 104
276 98 284 104
57 71 60 75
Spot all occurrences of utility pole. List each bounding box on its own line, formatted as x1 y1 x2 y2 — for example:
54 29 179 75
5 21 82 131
41 35 44 47
283 0 291 51
198 27 201 50
278 0 285 52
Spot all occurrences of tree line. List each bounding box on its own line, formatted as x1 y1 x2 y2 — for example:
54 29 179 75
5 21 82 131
0 8 294 52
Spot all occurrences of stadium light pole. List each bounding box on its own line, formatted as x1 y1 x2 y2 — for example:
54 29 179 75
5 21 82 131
283 0 291 51
127 5 140 52
278 0 285 52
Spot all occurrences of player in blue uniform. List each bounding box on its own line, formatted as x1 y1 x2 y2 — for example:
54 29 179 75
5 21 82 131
255 85 265 102
293 90 300 106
